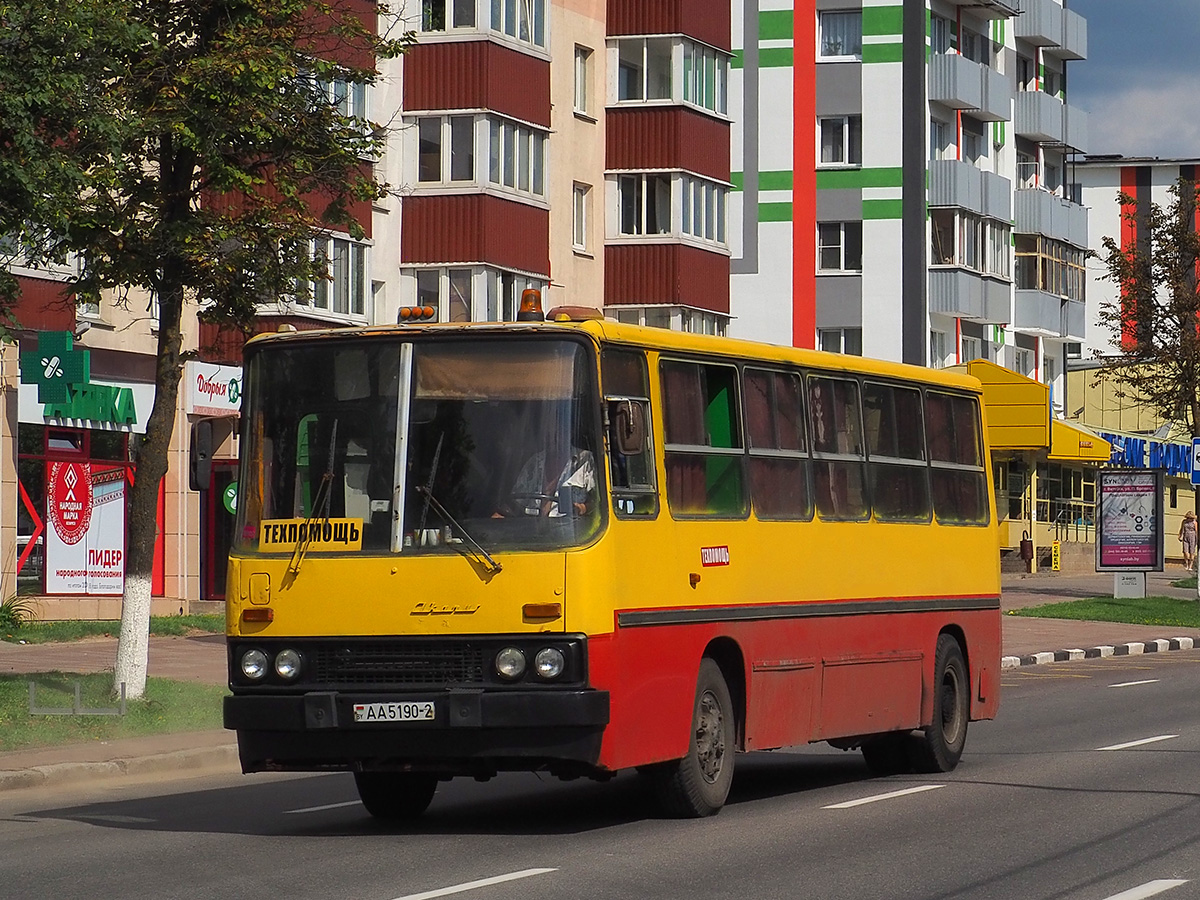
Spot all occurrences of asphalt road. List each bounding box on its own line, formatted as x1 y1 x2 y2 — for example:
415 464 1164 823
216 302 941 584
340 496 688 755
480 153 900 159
4 651 1200 900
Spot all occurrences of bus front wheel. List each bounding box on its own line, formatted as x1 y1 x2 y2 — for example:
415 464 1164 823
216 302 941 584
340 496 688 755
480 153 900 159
354 771 439 820
649 658 736 818
911 634 969 773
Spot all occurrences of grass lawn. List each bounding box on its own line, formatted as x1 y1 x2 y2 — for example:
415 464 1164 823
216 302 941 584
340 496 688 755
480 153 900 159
1009 595 1200 629
2 614 224 645
0 673 227 752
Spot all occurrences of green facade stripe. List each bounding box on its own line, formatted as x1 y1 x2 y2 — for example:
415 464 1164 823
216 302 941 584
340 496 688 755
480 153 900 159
862 6 904 36
862 42 904 64
731 172 744 190
815 167 903 190
731 49 744 70
759 9 793 41
863 198 905 220
760 171 793 191
759 202 793 222
759 46 794 68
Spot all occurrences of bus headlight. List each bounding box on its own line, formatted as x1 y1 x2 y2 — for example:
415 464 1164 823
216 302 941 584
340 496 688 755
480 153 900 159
240 649 268 681
534 647 565 680
274 649 302 681
495 647 526 680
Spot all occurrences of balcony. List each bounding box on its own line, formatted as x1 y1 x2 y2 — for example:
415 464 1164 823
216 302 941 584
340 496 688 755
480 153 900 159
1015 188 1088 247
1054 8 1087 60
978 65 1012 122
930 54 982 111
942 0 1019 19
929 161 1012 222
1013 291 1084 340
1062 103 1088 152
1014 0 1063 46
1015 90 1063 143
929 269 1010 324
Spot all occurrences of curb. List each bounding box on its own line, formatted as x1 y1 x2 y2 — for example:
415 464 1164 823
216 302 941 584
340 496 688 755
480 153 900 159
1001 637 1196 669
0 744 239 794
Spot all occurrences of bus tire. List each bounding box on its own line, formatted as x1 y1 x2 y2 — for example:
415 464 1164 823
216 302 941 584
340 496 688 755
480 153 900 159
861 733 913 776
354 771 439 820
650 658 736 818
911 634 969 773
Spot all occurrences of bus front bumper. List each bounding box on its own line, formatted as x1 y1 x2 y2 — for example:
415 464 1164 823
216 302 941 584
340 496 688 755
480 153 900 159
224 689 610 775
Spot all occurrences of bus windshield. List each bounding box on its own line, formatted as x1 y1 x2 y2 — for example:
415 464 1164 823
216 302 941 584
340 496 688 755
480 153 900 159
237 335 605 555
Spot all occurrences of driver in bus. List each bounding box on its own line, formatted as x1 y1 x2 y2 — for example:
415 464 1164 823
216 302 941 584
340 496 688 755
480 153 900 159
495 441 597 518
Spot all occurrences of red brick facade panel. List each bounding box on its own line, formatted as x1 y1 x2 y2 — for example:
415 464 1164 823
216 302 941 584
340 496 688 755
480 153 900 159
401 194 549 277
403 42 551 128
607 0 731 51
14 275 75 332
198 316 334 366
605 243 729 313
606 108 730 182
301 0 378 70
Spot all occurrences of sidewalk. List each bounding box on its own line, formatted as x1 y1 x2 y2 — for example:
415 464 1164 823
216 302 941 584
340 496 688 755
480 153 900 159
3 572 1199 793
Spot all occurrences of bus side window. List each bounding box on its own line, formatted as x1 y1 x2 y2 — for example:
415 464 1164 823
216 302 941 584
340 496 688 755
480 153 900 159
808 375 868 520
926 392 989 525
744 368 812 520
863 382 931 522
601 349 658 517
660 360 747 518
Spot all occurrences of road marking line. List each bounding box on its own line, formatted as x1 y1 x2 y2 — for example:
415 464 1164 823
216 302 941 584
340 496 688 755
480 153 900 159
1101 879 1188 900
1109 679 1160 688
389 868 557 900
283 800 361 815
1096 735 1179 751
822 784 944 809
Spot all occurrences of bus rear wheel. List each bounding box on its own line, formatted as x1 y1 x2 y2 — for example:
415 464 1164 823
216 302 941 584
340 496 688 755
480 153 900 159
354 771 439 820
649 658 736 818
911 634 969 773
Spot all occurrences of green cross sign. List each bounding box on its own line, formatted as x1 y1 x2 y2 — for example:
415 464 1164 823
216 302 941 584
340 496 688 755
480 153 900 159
20 331 90 404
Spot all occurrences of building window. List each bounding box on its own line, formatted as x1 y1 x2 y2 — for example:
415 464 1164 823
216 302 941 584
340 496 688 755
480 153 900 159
680 309 727 336
930 331 947 369
301 237 368 317
961 335 982 362
681 174 727 246
1016 55 1035 92
819 115 862 167
417 115 475 184
617 37 672 101
819 11 862 59
420 0 477 30
930 15 952 54
1012 347 1032 378
572 183 589 251
961 117 986 165
683 41 728 115
610 306 728 336
959 27 990 65
574 45 591 115
490 0 546 48
1015 235 1085 301
410 267 476 322
817 222 863 272
611 37 729 114
485 269 547 321
819 328 863 356
930 119 949 161
930 209 1011 279
1016 150 1037 189
487 117 546 198
316 73 368 123
618 174 671 236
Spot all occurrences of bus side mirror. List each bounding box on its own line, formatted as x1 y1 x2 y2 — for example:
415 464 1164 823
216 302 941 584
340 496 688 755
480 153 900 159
611 401 646 455
190 419 214 491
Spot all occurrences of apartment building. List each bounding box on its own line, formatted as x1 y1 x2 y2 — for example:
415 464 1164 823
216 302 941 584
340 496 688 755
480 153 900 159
729 0 1089 410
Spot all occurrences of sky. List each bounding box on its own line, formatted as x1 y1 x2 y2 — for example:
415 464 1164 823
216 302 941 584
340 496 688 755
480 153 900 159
1068 0 1200 159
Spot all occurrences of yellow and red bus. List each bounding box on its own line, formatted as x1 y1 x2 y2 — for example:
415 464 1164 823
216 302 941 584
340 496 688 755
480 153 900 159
219 295 1000 818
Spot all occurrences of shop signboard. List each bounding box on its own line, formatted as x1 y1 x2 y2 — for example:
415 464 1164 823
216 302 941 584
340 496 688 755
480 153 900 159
184 361 242 417
1095 468 1163 572
45 462 126 594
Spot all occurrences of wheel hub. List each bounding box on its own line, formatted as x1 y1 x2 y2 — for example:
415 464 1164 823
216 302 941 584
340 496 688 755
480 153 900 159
694 690 726 783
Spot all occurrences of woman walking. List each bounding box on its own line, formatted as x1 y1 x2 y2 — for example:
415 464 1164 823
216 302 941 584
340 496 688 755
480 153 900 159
1179 510 1197 570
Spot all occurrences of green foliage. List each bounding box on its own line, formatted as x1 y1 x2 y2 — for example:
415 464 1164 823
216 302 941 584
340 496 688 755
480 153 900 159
0 673 226 752
0 594 37 631
1094 178 1200 437
1009 594 1200 629
3 614 224 644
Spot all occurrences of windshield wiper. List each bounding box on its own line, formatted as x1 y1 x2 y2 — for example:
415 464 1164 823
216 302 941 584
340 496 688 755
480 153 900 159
413 485 502 576
287 419 338 580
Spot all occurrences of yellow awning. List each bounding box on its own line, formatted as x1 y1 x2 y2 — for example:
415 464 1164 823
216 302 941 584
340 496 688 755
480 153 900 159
1048 419 1111 463
949 359 1050 450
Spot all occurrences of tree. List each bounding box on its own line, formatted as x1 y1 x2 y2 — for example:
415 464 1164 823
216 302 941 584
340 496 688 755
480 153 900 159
1095 178 1200 457
0 0 412 697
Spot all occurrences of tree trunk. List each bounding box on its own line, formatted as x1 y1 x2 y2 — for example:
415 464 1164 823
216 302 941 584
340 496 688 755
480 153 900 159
112 282 185 699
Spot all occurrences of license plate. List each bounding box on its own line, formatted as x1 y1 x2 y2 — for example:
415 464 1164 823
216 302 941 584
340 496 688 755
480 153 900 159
353 701 436 723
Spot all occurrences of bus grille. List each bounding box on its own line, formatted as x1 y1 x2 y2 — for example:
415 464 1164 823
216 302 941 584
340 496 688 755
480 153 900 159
309 642 489 688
